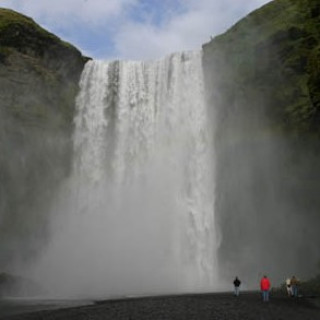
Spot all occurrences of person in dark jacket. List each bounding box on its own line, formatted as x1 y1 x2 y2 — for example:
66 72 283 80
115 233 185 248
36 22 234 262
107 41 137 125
233 276 241 296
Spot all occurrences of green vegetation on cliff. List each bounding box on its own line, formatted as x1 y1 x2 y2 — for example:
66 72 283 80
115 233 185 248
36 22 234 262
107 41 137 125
204 0 320 136
0 8 87 269
0 8 88 126
203 0 320 284
0 8 77 62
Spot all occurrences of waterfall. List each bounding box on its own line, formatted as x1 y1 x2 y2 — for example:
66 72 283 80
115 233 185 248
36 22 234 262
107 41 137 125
31 51 218 298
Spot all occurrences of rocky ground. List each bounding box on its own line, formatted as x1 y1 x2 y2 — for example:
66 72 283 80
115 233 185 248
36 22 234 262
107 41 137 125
0 292 319 320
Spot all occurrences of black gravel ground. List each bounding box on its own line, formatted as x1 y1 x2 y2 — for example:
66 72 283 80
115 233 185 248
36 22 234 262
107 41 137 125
0 292 319 320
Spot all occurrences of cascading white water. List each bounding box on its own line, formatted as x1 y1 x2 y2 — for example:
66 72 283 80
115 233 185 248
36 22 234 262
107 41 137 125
31 51 218 298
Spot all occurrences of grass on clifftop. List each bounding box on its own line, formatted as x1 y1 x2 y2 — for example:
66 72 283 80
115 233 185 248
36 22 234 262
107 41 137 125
211 0 319 46
0 8 40 30
0 8 76 53
0 8 55 41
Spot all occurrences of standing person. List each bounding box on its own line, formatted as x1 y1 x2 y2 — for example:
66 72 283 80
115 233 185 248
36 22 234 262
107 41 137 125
233 277 241 296
290 276 299 297
260 275 271 302
286 278 292 297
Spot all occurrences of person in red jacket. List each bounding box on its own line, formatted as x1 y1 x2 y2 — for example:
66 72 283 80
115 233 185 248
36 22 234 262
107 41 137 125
260 275 271 302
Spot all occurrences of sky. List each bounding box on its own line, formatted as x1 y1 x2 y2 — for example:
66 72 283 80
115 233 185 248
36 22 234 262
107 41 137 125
0 0 271 60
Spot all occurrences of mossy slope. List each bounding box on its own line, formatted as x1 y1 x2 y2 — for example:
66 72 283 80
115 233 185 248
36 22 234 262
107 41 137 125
204 0 320 136
203 0 320 285
0 8 87 270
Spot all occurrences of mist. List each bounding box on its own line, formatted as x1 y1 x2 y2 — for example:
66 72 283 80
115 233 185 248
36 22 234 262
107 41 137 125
202 18 320 288
5 46 319 297
0 28 84 296
214 124 320 286
22 52 219 298
0 99 71 269
2 0 320 297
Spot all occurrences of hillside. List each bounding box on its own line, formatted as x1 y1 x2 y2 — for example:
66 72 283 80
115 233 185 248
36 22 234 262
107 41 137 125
203 0 320 284
0 8 87 269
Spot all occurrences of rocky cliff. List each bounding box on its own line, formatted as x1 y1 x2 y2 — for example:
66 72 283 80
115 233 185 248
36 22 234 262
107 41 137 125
203 0 320 284
0 8 87 268
1 0 320 288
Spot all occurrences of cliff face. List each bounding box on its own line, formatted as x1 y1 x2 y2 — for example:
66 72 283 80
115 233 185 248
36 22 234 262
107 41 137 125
0 9 87 268
203 0 320 284
1 1 320 287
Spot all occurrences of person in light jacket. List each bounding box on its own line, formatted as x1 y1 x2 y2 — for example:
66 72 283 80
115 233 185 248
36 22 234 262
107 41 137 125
286 278 292 297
